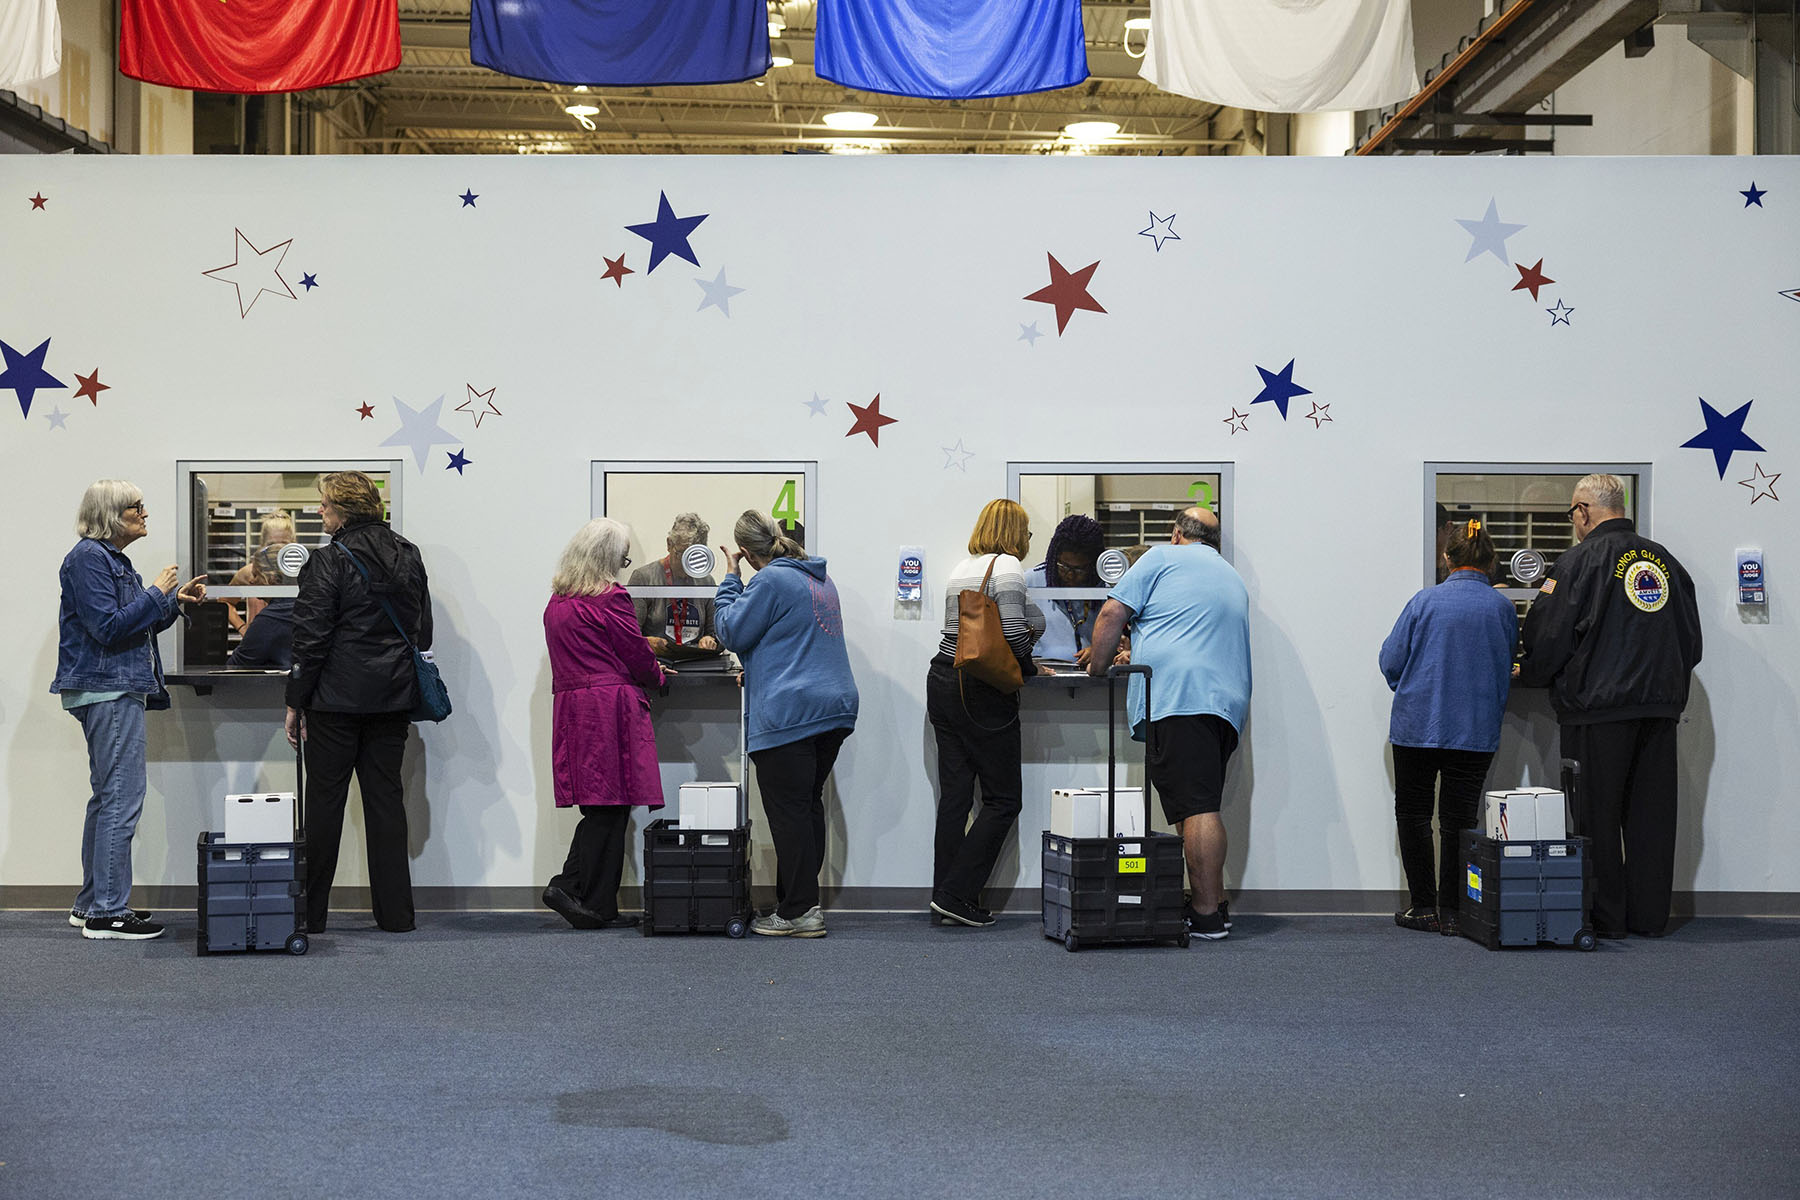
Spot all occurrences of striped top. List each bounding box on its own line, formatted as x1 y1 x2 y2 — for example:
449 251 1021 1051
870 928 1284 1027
936 553 1045 662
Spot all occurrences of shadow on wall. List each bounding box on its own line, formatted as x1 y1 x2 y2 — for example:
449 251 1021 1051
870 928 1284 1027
3 635 87 895
1675 676 1717 893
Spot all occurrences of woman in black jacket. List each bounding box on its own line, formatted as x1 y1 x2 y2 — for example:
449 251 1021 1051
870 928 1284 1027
284 471 433 934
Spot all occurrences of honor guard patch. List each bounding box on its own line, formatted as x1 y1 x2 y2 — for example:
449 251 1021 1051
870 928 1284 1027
1626 562 1670 612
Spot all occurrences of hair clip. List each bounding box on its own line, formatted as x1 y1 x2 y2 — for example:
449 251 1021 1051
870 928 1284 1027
1465 519 1481 538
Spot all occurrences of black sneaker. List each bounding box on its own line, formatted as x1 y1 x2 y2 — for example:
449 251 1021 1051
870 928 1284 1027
930 894 996 928
82 914 165 941
69 907 151 928
1218 901 1231 930
1185 907 1228 941
542 885 604 930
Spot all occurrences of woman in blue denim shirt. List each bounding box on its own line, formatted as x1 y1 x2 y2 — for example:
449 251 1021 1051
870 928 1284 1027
49 480 206 941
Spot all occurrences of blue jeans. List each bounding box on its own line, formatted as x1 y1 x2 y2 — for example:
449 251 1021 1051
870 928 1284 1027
71 697 148 920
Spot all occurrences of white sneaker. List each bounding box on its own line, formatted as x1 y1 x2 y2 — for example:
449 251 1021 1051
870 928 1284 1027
751 907 826 938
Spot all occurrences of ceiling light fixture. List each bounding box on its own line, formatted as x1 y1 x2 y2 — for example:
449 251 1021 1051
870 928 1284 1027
822 110 879 131
771 54 794 68
1123 14 1151 59
564 102 600 131
1063 119 1121 142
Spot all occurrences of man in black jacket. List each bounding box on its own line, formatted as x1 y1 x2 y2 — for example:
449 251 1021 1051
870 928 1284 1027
1518 474 1702 938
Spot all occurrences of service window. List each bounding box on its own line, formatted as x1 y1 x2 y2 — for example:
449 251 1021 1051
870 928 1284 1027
1008 462 1233 666
174 460 401 674
1427 463 1649 617
592 461 817 644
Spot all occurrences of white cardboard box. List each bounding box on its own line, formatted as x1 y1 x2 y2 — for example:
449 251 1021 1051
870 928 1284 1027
678 782 741 830
223 792 295 844
1482 787 1567 841
1050 787 1147 839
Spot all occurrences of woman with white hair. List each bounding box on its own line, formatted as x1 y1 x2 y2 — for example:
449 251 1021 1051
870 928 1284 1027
542 517 670 929
628 511 720 656
50 479 206 940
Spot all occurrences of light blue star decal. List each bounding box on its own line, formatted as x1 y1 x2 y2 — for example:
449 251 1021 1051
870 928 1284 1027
942 439 975 471
803 393 828 417
1018 322 1042 346
1455 199 1526 266
1139 211 1180 251
44 404 69 430
695 268 745 316
378 395 462 471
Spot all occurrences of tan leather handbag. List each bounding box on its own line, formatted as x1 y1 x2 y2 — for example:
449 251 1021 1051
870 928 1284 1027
953 556 1024 693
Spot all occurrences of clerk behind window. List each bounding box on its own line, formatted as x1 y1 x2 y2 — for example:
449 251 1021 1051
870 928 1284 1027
284 470 434 936
1517 473 1701 940
628 511 719 655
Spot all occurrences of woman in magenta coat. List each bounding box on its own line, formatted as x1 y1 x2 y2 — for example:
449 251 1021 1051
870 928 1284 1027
542 517 668 929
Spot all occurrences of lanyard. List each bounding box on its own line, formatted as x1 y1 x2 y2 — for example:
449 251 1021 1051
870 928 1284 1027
663 559 689 643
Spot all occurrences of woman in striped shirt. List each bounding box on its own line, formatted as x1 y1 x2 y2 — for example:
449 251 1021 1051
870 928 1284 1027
926 499 1045 928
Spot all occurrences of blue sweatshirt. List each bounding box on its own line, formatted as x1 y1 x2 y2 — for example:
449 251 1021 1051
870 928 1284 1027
1379 569 1518 752
715 556 859 753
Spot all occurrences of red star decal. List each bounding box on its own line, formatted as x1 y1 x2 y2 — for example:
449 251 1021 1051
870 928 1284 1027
1512 258 1554 301
601 253 634 288
73 368 110 406
1024 253 1106 335
845 394 897 446
29 193 48 210
356 401 375 420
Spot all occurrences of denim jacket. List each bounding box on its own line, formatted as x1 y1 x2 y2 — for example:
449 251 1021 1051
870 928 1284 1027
50 538 181 710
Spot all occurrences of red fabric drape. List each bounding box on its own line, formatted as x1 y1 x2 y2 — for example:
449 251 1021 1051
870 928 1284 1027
120 0 401 94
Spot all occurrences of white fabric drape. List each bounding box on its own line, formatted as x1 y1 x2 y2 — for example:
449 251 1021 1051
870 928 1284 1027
1141 0 1418 114
0 0 61 88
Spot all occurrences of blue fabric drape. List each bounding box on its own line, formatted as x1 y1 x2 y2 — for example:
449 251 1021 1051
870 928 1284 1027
470 0 771 87
815 0 1087 100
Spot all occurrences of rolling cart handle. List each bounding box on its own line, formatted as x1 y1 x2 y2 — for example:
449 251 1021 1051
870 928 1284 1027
295 739 306 836
1106 663 1152 838
737 674 749 829
1559 757 1582 837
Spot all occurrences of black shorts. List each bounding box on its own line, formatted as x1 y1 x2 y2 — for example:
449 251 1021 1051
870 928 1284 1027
1146 714 1239 824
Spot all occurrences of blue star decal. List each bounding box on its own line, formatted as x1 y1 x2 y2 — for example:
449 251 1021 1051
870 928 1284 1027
1681 398 1766 478
459 189 478 207
626 191 707 274
1741 182 1766 208
0 337 67 419
1547 299 1574 326
802 393 828 417
446 448 472 474
1250 358 1312 419
378 395 462 471
1454 199 1526 266
1139 211 1180 251
299 273 318 290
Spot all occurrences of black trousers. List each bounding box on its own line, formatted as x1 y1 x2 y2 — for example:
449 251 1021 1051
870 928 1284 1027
1560 719 1679 936
548 805 632 919
750 728 850 919
1391 745 1494 913
926 660 1023 906
303 709 414 932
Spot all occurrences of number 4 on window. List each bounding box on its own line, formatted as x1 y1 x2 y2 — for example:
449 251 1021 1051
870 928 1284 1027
771 480 800 531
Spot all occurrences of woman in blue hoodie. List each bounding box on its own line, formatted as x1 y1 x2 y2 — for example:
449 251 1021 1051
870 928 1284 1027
1379 519 1519 936
715 510 859 938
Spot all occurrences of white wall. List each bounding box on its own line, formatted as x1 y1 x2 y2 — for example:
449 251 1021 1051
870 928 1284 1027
1552 35 1751 156
1 154 1795 903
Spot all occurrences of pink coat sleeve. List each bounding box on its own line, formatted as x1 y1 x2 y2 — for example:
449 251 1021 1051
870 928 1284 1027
600 589 666 688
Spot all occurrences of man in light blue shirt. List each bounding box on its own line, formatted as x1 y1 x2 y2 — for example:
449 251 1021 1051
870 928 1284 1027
1088 507 1251 941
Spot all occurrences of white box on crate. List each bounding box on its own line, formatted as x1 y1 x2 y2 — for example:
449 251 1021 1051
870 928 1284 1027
1049 787 1147 839
1482 788 1567 841
678 782 741 830
223 792 295 844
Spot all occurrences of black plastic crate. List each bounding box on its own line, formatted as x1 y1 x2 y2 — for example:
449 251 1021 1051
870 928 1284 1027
641 818 754 938
196 832 310 956
1459 831 1595 951
1041 831 1188 951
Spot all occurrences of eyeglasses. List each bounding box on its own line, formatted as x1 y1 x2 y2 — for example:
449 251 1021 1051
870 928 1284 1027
621 555 632 568
1564 502 1588 523
124 502 147 516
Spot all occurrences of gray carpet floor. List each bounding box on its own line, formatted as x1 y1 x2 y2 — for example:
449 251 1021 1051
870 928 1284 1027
3 910 1797 1200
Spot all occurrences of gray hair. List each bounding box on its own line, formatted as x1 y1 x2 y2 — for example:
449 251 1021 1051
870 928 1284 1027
1575 473 1628 515
1174 506 1221 549
552 517 633 596
665 512 710 550
734 510 804 562
74 479 143 541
